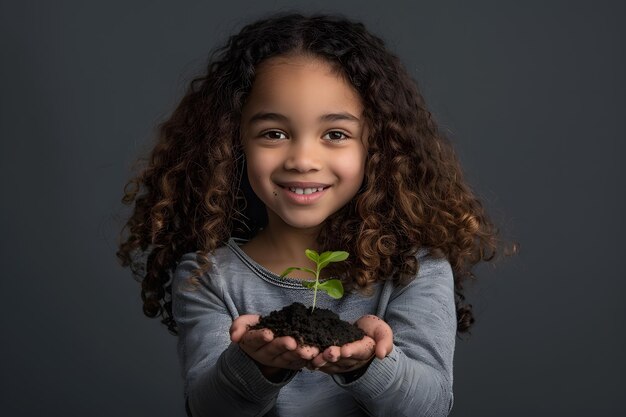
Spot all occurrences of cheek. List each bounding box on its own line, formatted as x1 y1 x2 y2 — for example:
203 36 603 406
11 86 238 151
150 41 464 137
245 151 280 196
246 162 265 193
244 153 262 191
340 149 367 184
244 148 264 178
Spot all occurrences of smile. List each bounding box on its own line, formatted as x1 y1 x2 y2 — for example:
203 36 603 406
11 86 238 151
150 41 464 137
288 187 325 195
278 184 330 204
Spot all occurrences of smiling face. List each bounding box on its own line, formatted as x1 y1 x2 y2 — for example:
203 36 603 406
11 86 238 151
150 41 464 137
240 54 368 232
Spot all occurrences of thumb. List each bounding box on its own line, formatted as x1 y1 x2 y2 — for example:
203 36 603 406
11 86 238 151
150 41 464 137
371 323 393 360
229 314 260 343
355 315 393 360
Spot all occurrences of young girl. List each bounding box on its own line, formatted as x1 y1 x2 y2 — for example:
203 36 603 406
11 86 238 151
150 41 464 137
118 12 504 417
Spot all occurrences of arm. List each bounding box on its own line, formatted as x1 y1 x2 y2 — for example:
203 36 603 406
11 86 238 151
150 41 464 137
331 255 457 417
172 254 297 417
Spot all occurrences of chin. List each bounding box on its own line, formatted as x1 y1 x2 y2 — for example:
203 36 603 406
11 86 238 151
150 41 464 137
283 218 326 230
277 212 329 230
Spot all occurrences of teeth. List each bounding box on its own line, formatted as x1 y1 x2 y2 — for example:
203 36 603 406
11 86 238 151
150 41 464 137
288 187 325 195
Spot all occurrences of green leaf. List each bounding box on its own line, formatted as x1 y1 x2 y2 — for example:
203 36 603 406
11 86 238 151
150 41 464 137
318 251 334 264
301 281 316 289
280 266 316 278
318 251 349 270
329 251 349 262
305 249 319 263
317 279 344 299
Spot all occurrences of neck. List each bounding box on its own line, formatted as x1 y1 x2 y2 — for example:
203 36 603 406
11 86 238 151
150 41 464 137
257 226 320 261
254 212 323 266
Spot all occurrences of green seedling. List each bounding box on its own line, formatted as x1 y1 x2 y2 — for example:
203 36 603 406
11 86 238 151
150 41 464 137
280 249 348 312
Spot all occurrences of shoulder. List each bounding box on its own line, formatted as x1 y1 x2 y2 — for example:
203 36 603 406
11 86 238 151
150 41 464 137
391 247 454 298
174 243 232 270
172 243 238 289
415 247 453 280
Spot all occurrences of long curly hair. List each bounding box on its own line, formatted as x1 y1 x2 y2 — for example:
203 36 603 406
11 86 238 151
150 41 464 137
117 12 514 335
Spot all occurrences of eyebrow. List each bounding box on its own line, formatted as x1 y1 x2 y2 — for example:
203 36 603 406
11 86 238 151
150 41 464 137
247 111 361 125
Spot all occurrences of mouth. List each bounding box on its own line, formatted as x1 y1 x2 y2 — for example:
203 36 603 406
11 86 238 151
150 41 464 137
285 186 326 195
277 182 331 195
276 182 331 203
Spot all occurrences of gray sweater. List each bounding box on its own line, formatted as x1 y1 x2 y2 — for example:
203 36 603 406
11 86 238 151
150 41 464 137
172 238 456 417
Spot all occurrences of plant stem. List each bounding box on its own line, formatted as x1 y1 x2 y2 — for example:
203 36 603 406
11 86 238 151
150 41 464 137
311 266 320 312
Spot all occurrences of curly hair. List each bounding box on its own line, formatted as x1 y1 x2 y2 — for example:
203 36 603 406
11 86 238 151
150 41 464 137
117 12 513 336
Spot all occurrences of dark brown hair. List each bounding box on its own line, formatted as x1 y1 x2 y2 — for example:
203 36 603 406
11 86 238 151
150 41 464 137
117 12 514 335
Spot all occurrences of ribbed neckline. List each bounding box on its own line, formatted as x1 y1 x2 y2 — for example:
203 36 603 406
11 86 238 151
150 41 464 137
226 237 320 290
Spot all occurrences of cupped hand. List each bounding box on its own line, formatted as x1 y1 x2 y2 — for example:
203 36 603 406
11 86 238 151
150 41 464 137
309 315 393 375
230 314 319 374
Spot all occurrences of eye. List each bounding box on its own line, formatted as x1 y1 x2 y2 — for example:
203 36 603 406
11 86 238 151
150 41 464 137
262 130 287 140
323 131 349 141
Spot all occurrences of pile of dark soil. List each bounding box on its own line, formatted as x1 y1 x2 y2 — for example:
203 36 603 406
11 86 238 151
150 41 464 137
250 302 365 351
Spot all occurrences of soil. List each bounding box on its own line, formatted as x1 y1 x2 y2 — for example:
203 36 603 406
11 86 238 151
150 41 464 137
250 302 365 351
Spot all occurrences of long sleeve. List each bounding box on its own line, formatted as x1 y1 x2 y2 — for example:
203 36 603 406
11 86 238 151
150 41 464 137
171 254 296 417
171 241 457 416
332 254 457 417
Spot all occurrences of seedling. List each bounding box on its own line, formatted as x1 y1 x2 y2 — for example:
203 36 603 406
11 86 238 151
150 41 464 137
280 249 348 312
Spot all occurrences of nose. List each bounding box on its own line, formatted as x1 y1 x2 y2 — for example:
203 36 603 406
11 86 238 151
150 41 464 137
283 137 322 172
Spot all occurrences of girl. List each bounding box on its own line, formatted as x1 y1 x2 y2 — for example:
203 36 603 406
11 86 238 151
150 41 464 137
118 12 504 417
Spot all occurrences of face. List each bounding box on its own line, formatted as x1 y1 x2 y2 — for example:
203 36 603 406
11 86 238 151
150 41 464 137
240 55 368 231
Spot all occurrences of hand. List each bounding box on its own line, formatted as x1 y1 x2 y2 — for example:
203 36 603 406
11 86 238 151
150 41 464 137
230 314 320 377
308 315 393 375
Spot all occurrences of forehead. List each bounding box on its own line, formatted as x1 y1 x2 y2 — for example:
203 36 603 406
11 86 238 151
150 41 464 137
255 54 341 76
243 55 363 113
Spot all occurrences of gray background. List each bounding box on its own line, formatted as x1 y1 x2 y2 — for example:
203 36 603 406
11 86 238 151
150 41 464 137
1 0 624 416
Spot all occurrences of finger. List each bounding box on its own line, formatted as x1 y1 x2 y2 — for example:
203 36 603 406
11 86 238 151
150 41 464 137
340 336 375 360
241 336 298 368
240 328 274 351
356 315 393 359
372 327 393 359
255 342 309 370
262 336 297 358
294 345 319 361
272 350 309 370
322 346 342 362
309 352 328 369
330 358 363 369
376 343 392 359
243 329 300 360
229 314 260 342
